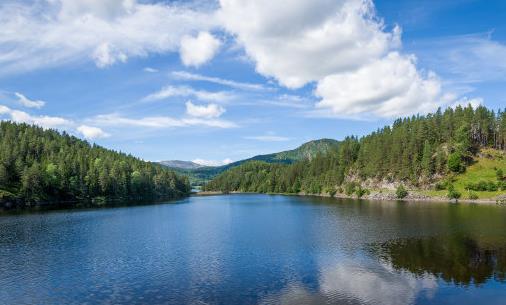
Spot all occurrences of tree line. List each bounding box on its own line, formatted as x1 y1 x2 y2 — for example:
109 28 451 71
0 121 190 207
205 105 506 195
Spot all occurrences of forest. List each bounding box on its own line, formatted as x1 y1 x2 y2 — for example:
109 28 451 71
205 105 506 198
0 122 190 208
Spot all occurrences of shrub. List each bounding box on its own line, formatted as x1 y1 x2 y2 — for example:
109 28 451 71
487 181 498 192
498 181 506 191
468 191 478 200
497 169 504 180
465 180 498 192
447 152 464 173
396 184 408 199
355 185 368 198
497 170 504 180
435 182 447 191
447 184 461 200
344 182 357 196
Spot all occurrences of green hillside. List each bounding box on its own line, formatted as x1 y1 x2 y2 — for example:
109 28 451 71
164 139 340 186
424 148 506 199
0 121 190 209
205 105 506 201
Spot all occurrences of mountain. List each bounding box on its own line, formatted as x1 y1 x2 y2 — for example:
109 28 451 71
159 160 204 170
160 139 340 185
246 138 340 163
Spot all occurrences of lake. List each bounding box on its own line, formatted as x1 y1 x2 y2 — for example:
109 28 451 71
1 194 506 305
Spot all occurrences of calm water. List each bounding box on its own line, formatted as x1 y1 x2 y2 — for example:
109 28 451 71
1 194 506 305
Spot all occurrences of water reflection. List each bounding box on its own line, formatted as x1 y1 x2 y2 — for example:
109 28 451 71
370 236 506 286
2 195 506 305
260 256 438 305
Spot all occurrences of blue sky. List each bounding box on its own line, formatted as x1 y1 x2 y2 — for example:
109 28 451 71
0 0 505 165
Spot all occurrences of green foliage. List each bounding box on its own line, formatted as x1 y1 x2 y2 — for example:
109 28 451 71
448 152 464 173
465 180 499 192
447 185 462 200
326 187 337 197
467 191 479 200
167 139 340 186
435 181 448 191
396 184 408 199
496 168 504 181
206 105 506 197
355 185 368 198
0 121 190 206
344 182 358 196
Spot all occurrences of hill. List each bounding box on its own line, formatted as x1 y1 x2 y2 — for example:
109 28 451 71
159 160 204 170
423 148 506 199
0 121 190 209
161 139 340 185
205 105 506 201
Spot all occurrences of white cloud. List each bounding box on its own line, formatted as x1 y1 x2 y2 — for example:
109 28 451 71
217 0 459 118
180 31 221 67
0 0 216 73
0 105 71 129
77 124 110 139
91 113 236 129
451 96 483 109
315 52 442 117
143 85 233 102
218 0 400 89
261 94 311 109
185 101 225 118
0 104 114 140
244 135 291 142
57 0 136 20
92 42 127 68
143 67 158 73
172 71 268 91
414 33 506 84
260 259 437 305
192 158 233 166
14 92 46 109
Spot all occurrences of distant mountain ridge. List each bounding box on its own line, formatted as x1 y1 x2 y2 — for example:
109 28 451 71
159 139 340 185
158 160 204 170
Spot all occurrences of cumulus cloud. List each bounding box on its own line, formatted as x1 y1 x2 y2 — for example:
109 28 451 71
185 101 225 118
315 52 442 117
77 125 110 139
218 0 400 89
0 105 71 129
92 42 127 68
14 92 46 109
0 0 216 73
217 0 455 118
143 85 233 102
180 31 221 67
192 158 233 167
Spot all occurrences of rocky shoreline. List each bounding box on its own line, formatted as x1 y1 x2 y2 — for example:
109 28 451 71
196 190 506 205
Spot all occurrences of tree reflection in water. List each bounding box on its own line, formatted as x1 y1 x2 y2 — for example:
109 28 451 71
370 235 506 286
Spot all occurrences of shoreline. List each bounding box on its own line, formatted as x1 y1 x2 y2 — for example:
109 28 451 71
196 190 506 205
0 193 190 213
